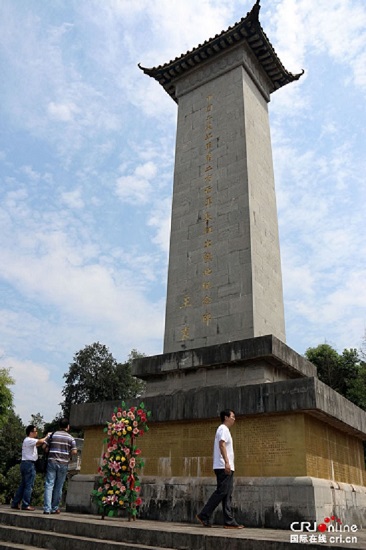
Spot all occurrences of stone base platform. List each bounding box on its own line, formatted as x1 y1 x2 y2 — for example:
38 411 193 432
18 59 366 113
69 336 366 531
66 474 366 530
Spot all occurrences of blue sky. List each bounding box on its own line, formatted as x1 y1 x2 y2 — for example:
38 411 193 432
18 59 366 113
1 0 365 424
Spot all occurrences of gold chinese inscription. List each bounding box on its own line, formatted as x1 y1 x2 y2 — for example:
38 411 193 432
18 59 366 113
202 94 215 326
180 325 190 341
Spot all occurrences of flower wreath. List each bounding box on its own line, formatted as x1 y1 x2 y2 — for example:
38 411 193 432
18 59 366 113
91 401 151 519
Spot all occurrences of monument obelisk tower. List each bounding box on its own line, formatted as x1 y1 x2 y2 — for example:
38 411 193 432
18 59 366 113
69 1 366 528
149 11 289 353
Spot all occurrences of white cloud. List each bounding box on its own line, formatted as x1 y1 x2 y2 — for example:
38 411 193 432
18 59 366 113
115 161 157 204
148 197 171 255
0 352 62 424
269 0 366 93
60 188 84 209
48 101 79 122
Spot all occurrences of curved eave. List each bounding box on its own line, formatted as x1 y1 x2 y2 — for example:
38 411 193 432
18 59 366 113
139 1 303 102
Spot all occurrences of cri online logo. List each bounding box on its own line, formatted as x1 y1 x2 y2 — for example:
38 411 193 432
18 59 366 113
317 516 342 532
291 516 358 533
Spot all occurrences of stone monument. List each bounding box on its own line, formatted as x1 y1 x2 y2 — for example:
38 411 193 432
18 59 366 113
68 1 366 528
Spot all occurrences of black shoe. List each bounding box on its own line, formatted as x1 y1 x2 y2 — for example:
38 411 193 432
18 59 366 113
196 514 211 527
43 512 51 514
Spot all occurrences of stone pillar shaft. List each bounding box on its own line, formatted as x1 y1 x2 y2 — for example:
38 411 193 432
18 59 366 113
164 48 285 353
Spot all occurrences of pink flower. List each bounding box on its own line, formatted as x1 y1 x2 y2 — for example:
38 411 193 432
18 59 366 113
133 428 139 435
109 461 121 473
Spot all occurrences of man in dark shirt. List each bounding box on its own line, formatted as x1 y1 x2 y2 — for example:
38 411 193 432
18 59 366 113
43 417 77 514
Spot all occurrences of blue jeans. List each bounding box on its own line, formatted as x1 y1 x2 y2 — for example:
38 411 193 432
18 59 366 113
43 461 68 513
12 460 36 509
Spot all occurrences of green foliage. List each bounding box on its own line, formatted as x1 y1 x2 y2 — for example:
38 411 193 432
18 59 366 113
0 409 25 475
0 368 14 429
61 343 145 418
305 343 365 410
43 413 64 437
0 464 45 506
91 401 151 518
346 363 366 410
30 413 45 432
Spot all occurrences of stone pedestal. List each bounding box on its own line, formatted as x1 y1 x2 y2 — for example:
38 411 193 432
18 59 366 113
68 336 366 528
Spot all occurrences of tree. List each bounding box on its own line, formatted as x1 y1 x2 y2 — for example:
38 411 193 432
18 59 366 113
30 413 45 432
0 409 25 475
61 343 145 418
346 363 366 411
43 413 64 436
0 463 45 506
0 368 14 429
305 343 364 410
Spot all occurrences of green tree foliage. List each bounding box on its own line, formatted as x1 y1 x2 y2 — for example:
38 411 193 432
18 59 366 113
0 464 45 506
0 412 46 506
30 413 45 432
305 343 365 410
43 413 64 436
0 368 14 429
0 409 25 475
346 334 366 410
61 343 145 418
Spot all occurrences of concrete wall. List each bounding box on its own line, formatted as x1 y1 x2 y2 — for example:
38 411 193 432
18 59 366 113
66 474 366 529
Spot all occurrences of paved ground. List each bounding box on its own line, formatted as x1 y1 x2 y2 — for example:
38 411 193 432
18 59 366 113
2 506 365 549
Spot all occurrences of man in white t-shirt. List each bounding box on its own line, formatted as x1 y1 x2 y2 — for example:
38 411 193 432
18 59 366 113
196 410 244 528
11 425 48 511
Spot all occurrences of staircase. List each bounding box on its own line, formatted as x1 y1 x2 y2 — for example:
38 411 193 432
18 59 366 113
0 507 363 550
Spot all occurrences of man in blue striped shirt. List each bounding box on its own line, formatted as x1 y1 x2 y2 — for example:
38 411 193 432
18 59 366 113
43 418 77 515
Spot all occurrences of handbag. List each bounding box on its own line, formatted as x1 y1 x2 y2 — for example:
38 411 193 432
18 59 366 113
35 455 47 474
35 432 54 474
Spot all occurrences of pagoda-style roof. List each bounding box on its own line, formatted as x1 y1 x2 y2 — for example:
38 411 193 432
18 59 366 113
139 0 303 102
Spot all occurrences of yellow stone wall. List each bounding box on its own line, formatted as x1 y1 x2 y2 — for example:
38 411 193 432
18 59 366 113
80 412 365 485
304 415 366 486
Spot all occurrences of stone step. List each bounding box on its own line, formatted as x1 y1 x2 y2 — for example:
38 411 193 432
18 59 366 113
0 525 169 550
0 546 43 550
0 507 363 550
0 544 45 550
